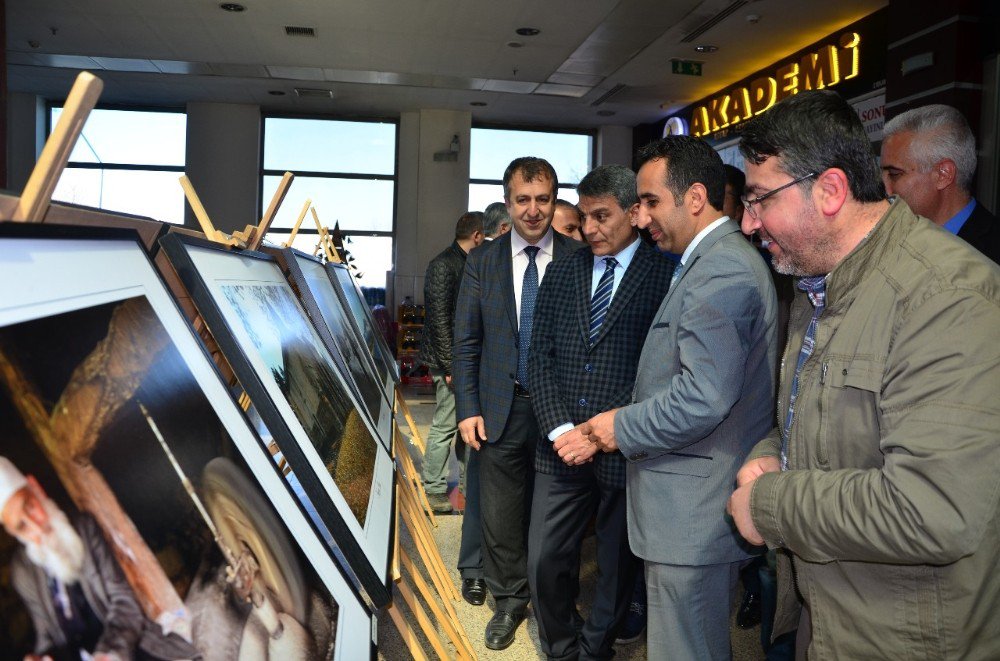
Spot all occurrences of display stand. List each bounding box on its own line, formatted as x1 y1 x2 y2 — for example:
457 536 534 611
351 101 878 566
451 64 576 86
395 388 428 454
282 198 313 248
178 171 293 249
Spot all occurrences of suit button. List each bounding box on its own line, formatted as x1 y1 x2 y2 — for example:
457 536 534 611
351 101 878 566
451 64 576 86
584 364 593 372
509 373 515 380
579 398 587 407
630 452 647 461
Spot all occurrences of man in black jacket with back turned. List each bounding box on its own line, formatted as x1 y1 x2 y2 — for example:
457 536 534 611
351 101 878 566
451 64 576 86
419 212 484 513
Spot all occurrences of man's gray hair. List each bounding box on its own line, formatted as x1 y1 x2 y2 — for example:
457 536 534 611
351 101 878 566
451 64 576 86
576 165 638 212
483 202 510 237
884 104 977 192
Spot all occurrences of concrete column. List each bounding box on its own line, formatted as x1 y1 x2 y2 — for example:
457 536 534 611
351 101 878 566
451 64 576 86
596 125 634 167
6 92 45 193
184 102 260 233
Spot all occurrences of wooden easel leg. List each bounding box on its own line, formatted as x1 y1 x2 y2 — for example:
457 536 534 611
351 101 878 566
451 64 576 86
394 424 438 526
395 386 428 454
396 577 451 660
401 549 477 660
385 601 429 661
399 482 462 603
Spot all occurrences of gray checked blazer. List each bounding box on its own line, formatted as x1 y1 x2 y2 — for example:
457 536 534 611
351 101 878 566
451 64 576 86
614 219 778 566
452 229 584 442
528 240 675 489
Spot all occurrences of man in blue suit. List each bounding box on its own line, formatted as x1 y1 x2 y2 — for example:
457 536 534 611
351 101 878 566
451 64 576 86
527 165 674 660
586 136 778 659
453 156 584 650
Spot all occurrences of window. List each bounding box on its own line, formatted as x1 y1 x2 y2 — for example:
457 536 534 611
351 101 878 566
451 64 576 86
50 107 187 223
469 127 593 211
262 117 397 289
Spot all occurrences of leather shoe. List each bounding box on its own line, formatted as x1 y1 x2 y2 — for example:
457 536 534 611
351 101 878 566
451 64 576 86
736 591 762 629
461 578 487 606
485 610 524 650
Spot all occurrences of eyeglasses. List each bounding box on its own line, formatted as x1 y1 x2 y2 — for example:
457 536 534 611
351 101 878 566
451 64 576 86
741 172 818 220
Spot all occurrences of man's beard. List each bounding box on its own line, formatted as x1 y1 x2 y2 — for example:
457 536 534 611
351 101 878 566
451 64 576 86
23 499 86 585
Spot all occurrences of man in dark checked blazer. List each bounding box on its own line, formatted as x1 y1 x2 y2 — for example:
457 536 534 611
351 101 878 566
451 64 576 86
527 164 675 660
453 156 585 650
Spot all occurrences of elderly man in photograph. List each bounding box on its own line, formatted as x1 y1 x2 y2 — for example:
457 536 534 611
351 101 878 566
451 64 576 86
0 457 196 661
585 136 778 660
729 90 1000 659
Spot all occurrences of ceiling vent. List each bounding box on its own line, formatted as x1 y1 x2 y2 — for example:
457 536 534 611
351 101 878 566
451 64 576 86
680 1 748 43
590 83 627 107
285 26 317 37
294 87 334 99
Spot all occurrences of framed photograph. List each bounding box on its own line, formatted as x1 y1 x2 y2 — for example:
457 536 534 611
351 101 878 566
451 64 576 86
327 262 400 388
264 246 394 453
160 234 394 606
0 224 375 660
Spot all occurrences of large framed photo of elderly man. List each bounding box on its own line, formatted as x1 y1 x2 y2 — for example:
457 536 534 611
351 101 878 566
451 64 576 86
0 224 375 660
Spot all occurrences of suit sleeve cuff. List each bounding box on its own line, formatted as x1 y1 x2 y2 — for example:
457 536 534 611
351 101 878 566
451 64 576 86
548 423 574 442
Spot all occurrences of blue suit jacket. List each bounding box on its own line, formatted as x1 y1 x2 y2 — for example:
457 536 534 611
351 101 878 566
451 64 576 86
614 219 778 565
452 229 583 442
528 240 675 489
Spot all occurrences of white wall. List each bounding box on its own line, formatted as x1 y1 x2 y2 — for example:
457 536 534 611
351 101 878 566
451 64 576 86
184 102 261 233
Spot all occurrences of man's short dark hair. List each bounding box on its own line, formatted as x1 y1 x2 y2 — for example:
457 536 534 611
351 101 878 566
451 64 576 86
723 164 746 195
739 90 885 203
503 157 558 199
554 198 585 220
576 165 638 211
636 136 726 210
483 202 510 236
455 211 484 239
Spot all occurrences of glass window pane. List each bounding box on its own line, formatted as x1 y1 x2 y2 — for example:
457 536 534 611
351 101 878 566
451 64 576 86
263 175 394 233
52 167 186 224
470 128 592 184
264 118 396 175
51 108 186 166
262 231 327 257
265 233 393 291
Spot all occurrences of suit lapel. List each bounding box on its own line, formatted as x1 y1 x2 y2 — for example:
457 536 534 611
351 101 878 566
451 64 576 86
576 249 594 344
590 242 654 348
659 219 740 308
496 233 518 334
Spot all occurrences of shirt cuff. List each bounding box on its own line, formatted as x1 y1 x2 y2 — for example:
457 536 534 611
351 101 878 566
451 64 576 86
548 423 574 442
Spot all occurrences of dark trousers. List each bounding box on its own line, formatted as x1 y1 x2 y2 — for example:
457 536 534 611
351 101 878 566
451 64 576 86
457 442 483 579
478 394 537 613
528 470 636 661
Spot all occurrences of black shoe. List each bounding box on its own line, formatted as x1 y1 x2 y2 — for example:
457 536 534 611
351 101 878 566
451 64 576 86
615 599 646 644
736 591 762 629
426 492 453 513
461 578 487 606
485 610 524 650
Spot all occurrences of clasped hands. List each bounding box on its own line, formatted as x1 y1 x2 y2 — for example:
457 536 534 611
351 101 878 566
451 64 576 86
726 456 780 546
554 409 620 466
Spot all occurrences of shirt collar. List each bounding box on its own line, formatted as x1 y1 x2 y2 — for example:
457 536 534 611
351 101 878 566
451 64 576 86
594 235 641 270
679 216 729 266
511 226 554 257
943 198 977 235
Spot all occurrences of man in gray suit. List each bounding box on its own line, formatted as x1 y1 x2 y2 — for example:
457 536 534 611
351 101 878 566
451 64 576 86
585 136 778 659
453 157 584 650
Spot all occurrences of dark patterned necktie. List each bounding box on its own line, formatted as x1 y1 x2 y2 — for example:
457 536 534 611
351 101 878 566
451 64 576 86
589 257 618 344
517 246 540 387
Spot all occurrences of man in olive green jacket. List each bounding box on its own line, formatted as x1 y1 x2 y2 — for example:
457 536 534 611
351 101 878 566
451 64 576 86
728 90 1000 660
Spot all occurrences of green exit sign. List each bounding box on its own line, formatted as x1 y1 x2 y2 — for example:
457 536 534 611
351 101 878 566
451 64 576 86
671 59 703 76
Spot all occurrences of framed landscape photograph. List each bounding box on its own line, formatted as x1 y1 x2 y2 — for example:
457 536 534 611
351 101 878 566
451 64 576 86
0 224 375 660
264 246 394 453
160 234 394 607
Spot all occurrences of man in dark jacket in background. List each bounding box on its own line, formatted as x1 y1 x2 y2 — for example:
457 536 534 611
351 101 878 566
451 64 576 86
419 212 484 513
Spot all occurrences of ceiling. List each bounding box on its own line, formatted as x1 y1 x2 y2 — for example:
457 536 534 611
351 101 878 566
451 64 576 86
6 0 886 129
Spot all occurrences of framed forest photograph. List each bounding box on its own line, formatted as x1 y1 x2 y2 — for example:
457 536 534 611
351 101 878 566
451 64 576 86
0 225 374 661
160 234 394 606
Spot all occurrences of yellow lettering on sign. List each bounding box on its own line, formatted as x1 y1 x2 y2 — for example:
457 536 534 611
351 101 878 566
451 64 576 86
686 32 861 137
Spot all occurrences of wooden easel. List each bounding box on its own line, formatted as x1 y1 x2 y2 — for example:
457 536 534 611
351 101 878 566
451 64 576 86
12 71 103 223
282 198 313 248
394 387 428 455
179 171 293 250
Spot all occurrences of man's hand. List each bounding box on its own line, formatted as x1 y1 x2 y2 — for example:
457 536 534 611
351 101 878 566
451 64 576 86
585 409 619 452
445 374 453 387
727 482 764 546
736 456 780 487
458 416 486 450
553 426 598 466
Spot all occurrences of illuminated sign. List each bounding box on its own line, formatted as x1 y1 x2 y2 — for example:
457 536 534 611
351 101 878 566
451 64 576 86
662 116 689 137
690 32 861 137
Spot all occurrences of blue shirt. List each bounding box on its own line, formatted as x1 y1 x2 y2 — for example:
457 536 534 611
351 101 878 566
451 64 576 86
589 235 642 298
943 199 977 236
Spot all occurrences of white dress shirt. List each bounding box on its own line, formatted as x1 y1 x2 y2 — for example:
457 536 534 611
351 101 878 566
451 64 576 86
511 227 555 326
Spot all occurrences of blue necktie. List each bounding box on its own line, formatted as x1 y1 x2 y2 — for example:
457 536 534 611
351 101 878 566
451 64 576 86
669 261 684 289
589 257 618 344
517 246 540 387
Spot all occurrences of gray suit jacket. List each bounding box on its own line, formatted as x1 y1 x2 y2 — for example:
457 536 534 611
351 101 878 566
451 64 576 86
614 219 777 566
453 229 584 442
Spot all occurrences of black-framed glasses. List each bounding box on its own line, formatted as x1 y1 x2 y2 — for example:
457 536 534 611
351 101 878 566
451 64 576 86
741 172 818 220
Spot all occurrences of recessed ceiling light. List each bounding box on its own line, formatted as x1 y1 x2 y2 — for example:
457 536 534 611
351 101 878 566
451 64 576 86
219 3 246 12
596 110 616 117
507 41 524 48
515 27 540 36
470 101 487 107
694 44 718 53
268 90 286 96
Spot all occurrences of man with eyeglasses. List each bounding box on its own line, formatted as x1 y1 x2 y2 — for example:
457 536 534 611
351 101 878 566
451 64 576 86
584 136 778 660
728 90 1000 659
